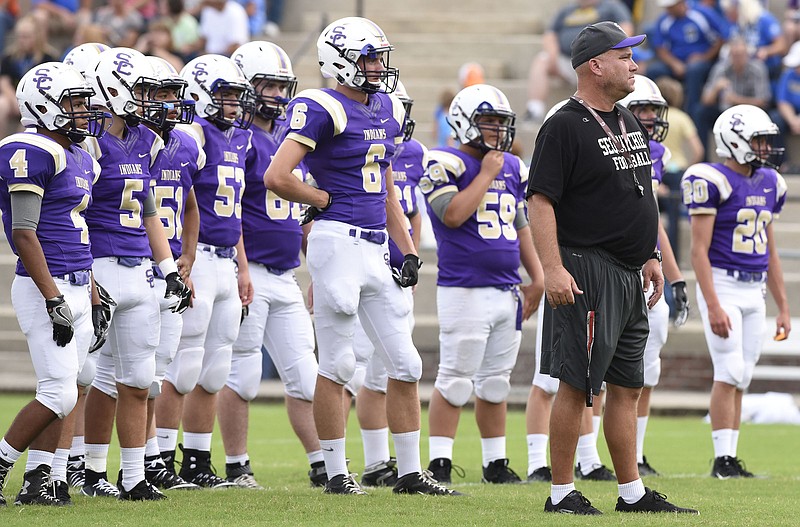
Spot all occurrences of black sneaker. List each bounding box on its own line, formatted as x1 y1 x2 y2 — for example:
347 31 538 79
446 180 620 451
575 463 616 481
161 449 177 474
426 458 465 484
118 478 167 501
638 456 660 477
52 480 72 505
308 461 327 487
14 465 64 506
226 460 264 489
146 456 199 490
615 487 699 514
81 469 121 497
544 490 602 515
0 458 11 506
527 466 552 482
393 471 462 495
361 458 398 487
66 455 85 488
731 457 756 478
711 456 740 479
177 445 236 488
323 473 367 495
482 458 522 484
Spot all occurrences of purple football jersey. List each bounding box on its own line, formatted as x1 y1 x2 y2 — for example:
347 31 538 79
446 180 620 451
179 117 251 248
242 121 309 270
0 133 98 276
650 140 667 187
151 128 205 258
682 163 787 272
83 124 162 258
285 88 406 230
387 138 427 269
422 147 526 287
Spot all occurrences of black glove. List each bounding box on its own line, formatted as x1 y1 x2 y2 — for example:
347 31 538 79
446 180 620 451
300 193 332 226
392 254 422 288
240 305 249 325
671 280 690 327
94 280 117 323
46 295 75 347
89 304 109 354
165 272 192 314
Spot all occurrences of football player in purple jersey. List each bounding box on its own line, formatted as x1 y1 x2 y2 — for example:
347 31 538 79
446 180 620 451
155 54 254 489
0 62 107 506
221 41 321 489
80 47 191 501
682 104 791 479
265 17 457 496
620 74 690 477
343 80 427 488
420 84 544 485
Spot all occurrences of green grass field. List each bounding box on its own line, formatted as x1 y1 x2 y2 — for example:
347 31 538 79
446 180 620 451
0 392 798 526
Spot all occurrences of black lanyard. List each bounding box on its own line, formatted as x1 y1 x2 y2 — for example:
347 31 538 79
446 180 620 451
571 96 645 197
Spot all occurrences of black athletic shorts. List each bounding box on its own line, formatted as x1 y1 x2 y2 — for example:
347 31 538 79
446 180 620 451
539 246 649 394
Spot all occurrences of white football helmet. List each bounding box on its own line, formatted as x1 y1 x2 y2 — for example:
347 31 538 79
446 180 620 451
447 84 516 152
63 43 109 75
317 17 398 94
147 56 194 129
543 99 569 122
90 47 161 126
16 62 108 141
619 74 669 142
394 80 415 142
713 104 784 169
181 54 254 130
232 41 296 121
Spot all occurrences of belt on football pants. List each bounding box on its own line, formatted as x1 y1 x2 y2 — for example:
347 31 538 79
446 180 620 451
52 269 91 286
108 256 146 268
725 269 765 283
253 262 289 276
348 228 387 245
199 243 236 259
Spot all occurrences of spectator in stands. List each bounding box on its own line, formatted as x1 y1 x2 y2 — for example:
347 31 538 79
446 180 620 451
646 0 728 123
94 0 146 49
523 0 633 123
233 0 265 38
30 0 91 46
161 0 204 63
264 0 284 36
784 0 800 46
199 0 250 55
771 41 800 172
0 0 19 57
129 0 159 26
433 88 456 148
720 0 787 83
697 36 771 156
135 19 184 71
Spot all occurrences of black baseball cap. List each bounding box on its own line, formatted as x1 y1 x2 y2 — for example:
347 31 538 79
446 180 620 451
570 21 646 69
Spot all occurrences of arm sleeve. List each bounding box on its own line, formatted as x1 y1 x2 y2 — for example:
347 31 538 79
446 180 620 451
10 191 43 230
142 189 158 217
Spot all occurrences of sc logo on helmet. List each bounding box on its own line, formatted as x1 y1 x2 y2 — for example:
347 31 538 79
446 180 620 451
729 113 744 133
329 26 346 46
32 68 53 91
114 52 134 76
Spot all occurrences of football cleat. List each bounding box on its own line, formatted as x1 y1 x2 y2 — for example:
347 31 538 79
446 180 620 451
118 477 167 501
575 463 616 481
393 471 462 496
81 469 121 498
544 490 603 515
52 480 73 505
638 456 660 477
309 461 328 487
615 487 699 514
361 458 398 487
426 457 465 484
711 456 740 479
527 466 552 482
323 473 367 495
481 458 523 484
731 457 756 478
14 465 65 506
145 456 199 490
226 460 264 490
0 458 11 506
178 445 237 488
161 449 177 474
66 455 85 488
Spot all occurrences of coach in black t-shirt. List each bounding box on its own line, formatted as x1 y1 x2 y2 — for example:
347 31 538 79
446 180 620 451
527 21 698 515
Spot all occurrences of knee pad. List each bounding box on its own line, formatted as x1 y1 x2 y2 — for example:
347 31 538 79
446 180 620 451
712 352 745 388
319 351 356 386
344 363 365 397
165 347 204 395
197 348 233 394
91 352 118 399
475 375 511 404
118 355 156 390
434 376 473 407
36 375 78 419
149 379 163 399
283 353 318 402
386 348 422 383
532 370 559 395
227 349 263 402
643 357 662 388
77 352 97 387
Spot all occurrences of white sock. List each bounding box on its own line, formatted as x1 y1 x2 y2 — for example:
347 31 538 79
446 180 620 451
307 449 324 465
25 449 54 472
361 427 390 467
730 430 740 457
225 453 249 465
592 416 601 437
51 448 70 482
120 446 146 491
576 433 602 474
393 430 421 478
428 436 454 461
319 438 347 478
527 433 549 474
619 478 646 504
636 416 649 464
481 436 506 467
145 437 161 458
712 428 733 458
183 432 212 451
70 436 85 457
85 443 109 473
551 482 576 505
0 438 23 465
156 427 179 453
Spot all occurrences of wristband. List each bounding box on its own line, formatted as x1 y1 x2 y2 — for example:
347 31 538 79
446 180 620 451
158 258 179 277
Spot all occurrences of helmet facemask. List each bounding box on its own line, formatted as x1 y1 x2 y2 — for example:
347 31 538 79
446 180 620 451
322 40 399 94
743 132 784 169
251 73 296 120
461 105 516 153
630 102 669 143
35 88 110 142
202 80 255 130
148 79 195 131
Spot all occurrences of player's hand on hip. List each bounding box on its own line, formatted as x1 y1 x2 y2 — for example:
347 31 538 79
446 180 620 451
642 259 664 309
46 295 75 347
89 304 109 353
544 266 583 309
670 280 690 327
480 150 504 178
300 192 332 226
392 254 422 288
708 304 732 338
164 272 192 314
